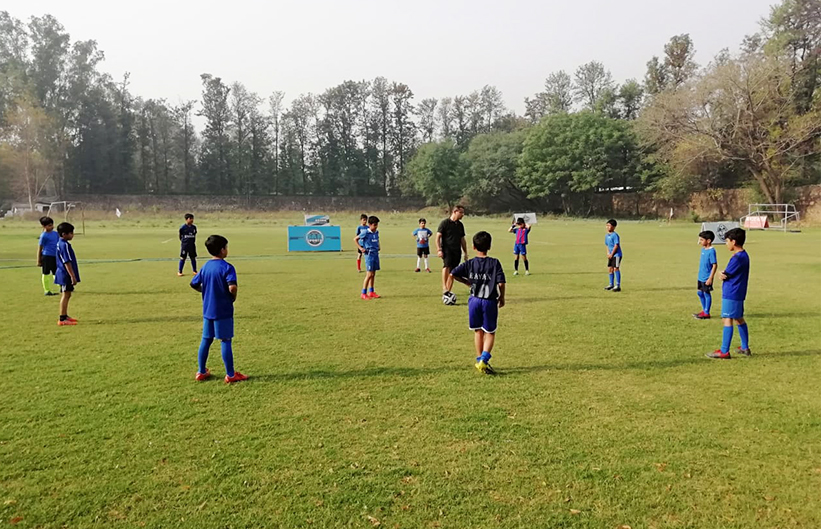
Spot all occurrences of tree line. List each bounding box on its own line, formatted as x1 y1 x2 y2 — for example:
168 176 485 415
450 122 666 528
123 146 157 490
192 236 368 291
1 0 819 212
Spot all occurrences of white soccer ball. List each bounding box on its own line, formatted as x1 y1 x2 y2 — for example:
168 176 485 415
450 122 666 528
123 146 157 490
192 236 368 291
442 291 457 305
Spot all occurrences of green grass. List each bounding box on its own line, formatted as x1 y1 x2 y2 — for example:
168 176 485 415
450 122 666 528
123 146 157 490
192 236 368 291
1 213 819 528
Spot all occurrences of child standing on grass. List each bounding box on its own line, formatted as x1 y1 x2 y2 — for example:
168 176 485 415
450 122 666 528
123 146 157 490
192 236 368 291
355 214 369 272
36 216 59 296
412 218 433 273
190 235 247 383
55 222 80 326
451 231 506 375
508 217 532 276
356 216 381 299
694 230 718 319
706 228 751 359
178 213 198 276
604 219 623 292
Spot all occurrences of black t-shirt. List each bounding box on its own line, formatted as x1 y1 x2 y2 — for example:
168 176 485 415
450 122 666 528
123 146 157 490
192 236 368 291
437 218 465 251
180 224 197 247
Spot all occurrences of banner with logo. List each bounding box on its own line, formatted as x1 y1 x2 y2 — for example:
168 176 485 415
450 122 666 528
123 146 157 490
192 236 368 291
700 221 740 243
304 214 331 226
288 225 342 251
512 212 538 225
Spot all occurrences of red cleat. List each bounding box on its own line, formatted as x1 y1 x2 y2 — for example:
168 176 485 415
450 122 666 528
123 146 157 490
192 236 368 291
360 293 370 300
415 268 421 272
195 369 211 381
57 319 77 326
426 268 432 273
368 292 381 299
705 349 731 359
225 372 248 384
65 316 78 323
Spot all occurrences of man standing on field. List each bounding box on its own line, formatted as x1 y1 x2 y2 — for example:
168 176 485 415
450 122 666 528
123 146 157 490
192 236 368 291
437 205 468 302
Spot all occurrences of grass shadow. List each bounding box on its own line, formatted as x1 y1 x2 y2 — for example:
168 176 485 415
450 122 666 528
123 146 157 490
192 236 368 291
746 312 821 319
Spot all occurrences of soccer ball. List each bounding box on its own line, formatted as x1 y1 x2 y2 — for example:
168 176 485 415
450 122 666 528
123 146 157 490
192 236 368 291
442 291 457 305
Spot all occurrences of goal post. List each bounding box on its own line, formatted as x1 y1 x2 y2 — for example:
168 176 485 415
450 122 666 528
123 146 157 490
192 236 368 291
740 204 800 232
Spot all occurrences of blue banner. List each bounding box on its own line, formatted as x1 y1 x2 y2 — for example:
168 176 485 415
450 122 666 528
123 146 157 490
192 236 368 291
287 225 342 252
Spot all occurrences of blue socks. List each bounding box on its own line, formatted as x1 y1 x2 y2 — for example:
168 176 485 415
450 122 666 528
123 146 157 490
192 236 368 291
704 292 712 314
221 340 235 377
179 259 185 273
697 290 705 310
721 326 733 353
738 323 749 350
476 351 492 363
614 270 621 286
608 273 614 286
198 337 214 373
191 257 197 273
362 288 367 294
368 287 374 293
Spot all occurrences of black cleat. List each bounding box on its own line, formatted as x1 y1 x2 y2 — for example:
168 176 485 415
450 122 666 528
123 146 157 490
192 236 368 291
736 347 752 357
604 285 614 291
612 286 621 292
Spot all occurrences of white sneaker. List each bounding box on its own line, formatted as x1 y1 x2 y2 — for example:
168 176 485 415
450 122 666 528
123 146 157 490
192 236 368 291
525 271 531 276
513 271 519 276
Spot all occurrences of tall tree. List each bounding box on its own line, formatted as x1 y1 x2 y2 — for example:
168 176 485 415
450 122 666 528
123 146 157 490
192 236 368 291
198 74 232 193
268 91 284 194
406 139 466 207
418 98 438 143
573 61 614 110
663 34 697 88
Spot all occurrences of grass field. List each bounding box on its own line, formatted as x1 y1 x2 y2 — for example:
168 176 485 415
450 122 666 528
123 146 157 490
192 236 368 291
1 212 820 528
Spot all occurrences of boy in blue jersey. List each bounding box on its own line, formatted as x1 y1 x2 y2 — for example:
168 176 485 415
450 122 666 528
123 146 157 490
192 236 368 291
604 219 623 292
190 235 248 383
412 218 433 273
706 228 752 359
356 216 381 299
694 230 718 319
508 217 532 276
36 216 59 296
177 213 198 276
54 222 80 326
451 231 506 375
355 214 369 272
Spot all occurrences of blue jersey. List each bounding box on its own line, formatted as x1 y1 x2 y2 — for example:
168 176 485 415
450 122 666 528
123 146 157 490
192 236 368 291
413 227 432 248
722 250 750 301
356 225 369 241
513 227 530 245
39 230 59 257
55 239 80 285
191 259 238 320
359 229 380 253
605 232 622 257
698 247 717 282
179 224 197 247
451 257 506 300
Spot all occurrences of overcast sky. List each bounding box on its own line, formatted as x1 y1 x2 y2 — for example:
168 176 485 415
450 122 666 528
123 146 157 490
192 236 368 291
6 0 776 113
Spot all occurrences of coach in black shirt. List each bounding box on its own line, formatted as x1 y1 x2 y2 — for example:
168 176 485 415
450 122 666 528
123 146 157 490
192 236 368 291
436 205 468 295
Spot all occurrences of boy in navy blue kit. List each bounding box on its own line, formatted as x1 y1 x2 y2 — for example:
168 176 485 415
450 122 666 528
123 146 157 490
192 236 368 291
508 217 532 276
604 219 623 292
694 230 718 319
55 222 80 326
190 235 248 383
356 216 381 299
706 228 751 359
178 213 198 276
412 218 433 272
37 216 59 296
355 214 369 272
451 231 506 375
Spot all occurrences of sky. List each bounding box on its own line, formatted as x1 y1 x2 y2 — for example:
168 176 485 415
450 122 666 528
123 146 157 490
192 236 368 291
5 0 777 114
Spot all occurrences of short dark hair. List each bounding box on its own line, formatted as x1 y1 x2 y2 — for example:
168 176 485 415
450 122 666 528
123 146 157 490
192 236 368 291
368 215 380 225
724 227 746 247
453 205 465 212
184 213 194 220
699 230 715 242
473 231 492 253
607 219 618 227
516 217 525 225
419 218 426 223
40 216 54 227
205 235 228 256
360 214 368 220
56 222 74 236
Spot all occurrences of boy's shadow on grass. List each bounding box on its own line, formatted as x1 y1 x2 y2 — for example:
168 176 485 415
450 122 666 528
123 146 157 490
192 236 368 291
89 290 178 296
631 286 691 292
747 312 820 319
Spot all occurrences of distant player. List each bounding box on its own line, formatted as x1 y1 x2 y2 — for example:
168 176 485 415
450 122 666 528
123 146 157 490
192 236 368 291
178 213 198 276
508 217 532 276
694 230 718 319
451 231 506 375
356 215 381 299
190 235 248 383
437 205 467 302
604 219 622 292
37 216 59 296
355 214 369 272
706 228 752 359
413 218 433 273
54 222 80 326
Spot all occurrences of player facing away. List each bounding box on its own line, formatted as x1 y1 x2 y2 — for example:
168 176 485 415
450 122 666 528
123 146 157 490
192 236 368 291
190 235 248 383
706 228 752 359
604 219 623 292
437 205 467 302
694 230 718 319
413 218 433 272
54 222 80 326
355 214 369 272
508 217 532 276
37 216 59 296
178 213 198 276
356 216 381 299
451 231 506 375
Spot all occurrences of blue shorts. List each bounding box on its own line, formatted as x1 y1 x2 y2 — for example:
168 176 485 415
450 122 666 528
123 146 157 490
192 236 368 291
514 243 527 256
721 299 745 319
468 297 499 334
366 253 380 272
203 318 234 340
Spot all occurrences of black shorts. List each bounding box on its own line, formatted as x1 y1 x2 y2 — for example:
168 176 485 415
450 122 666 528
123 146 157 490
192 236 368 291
442 248 461 270
697 280 713 293
607 255 622 268
358 248 363 256
180 246 197 259
41 255 57 275
59 282 75 293
417 247 430 257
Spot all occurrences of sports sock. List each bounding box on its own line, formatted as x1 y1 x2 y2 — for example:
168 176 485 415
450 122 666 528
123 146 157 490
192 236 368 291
721 326 733 353
416 257 421 269
42 274 52 293
198 337 213 373
524 260 529 271
179 259 185 273
704 292 712 314
368 287 374 293
514 260 519 271
191 257 197 273
424 257 429 269
59 314 67 322
480 351 492 363
738 323 749 350
697 290 706 311
615 270 621 286
357 259 361 271
221 340 235 377
362 288 367 294
609 273 614 286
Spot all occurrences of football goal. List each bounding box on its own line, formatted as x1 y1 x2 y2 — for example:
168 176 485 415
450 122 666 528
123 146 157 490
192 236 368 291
739 204 800 232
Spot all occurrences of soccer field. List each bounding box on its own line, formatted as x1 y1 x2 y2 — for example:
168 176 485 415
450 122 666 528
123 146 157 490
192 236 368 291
2 213 820 528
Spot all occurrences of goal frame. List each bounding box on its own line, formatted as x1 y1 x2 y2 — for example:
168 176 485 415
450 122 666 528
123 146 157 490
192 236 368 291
739 204 800 232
